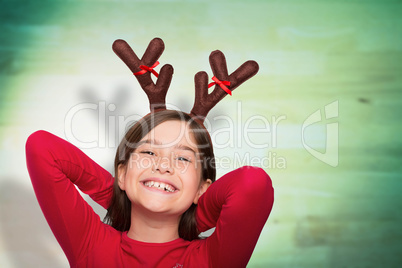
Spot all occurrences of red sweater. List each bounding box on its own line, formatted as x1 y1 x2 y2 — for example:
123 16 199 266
25 130 274 268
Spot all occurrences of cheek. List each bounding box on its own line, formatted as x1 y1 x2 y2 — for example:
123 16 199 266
182 170 202 195
175 163 194 176
123 166 142 191
122 171 141 202
178 157 202 175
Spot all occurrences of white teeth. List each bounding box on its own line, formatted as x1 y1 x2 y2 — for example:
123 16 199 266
143 181 176 192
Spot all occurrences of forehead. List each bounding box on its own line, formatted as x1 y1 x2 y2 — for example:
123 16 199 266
141 120 197 148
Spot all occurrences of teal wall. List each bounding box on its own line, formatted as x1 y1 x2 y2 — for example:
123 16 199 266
1 0 401 267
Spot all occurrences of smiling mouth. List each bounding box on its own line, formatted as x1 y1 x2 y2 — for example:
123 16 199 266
141 181 178 193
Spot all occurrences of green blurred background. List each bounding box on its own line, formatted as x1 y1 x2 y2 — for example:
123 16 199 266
1 0 402 267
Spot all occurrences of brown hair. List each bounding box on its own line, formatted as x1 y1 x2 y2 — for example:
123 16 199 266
104 110 216 241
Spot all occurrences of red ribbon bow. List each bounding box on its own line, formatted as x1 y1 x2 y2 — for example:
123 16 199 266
134 61 160 77
208 76 232 96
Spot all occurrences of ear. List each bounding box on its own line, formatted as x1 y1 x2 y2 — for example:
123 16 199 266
193 179 212 204
117 164 127 191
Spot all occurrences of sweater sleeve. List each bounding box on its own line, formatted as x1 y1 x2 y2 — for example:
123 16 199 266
25 130 114 265
195 166 274 268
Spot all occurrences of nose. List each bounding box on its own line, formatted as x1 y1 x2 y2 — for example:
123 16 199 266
153 155 174 174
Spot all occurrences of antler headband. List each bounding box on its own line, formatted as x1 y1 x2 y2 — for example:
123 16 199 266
112 38 259 123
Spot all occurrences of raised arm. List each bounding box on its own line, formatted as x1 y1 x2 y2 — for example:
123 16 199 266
25 130 114 265
196 166 274 267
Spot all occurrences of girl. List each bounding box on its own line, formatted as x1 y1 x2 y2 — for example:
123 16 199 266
26 39 274 268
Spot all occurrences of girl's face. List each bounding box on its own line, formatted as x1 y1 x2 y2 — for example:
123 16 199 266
118 120 210 217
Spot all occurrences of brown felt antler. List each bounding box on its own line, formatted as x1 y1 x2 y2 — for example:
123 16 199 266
112 38 173 111
190 50 259 123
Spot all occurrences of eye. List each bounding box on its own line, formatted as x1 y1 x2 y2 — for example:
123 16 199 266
141 151 155 156
177 156 191 162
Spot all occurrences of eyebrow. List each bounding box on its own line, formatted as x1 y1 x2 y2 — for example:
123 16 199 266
175 144 197 155
138 139 197 155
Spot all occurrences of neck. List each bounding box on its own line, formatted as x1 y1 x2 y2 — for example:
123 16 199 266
127 205 181 243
